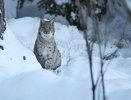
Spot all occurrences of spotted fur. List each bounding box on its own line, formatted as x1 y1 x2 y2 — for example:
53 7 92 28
34 19 61 70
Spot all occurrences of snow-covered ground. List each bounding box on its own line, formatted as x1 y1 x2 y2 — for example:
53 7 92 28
0 17 131 100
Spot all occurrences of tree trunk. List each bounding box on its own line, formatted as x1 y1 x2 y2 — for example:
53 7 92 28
0 0 6 39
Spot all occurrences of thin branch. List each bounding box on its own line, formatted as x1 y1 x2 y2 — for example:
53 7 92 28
76 0 96 100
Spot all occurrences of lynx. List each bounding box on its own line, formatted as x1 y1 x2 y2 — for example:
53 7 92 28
34 19 61 70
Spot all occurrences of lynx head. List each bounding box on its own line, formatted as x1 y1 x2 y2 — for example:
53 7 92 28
39 19 54 37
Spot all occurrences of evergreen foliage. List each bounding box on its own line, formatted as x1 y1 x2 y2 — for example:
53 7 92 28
17 0 108 30
37 0 108 30
37 0 81 29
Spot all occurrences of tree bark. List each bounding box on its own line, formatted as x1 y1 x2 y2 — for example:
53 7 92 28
0 0 6 39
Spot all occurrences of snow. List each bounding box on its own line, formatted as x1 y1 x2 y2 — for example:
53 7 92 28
0 70 90 100
4 0 18 19
126 0 131 11
71 12 76 20
16 0 44 18
1 17 131 100
108 89 131 100
55 0 68 5
0 22 41 78
8 17 40 50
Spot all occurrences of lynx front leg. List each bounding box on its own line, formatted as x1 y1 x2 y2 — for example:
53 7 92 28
44 58 55 70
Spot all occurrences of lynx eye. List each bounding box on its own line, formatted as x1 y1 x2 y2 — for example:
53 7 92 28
44 32 50 34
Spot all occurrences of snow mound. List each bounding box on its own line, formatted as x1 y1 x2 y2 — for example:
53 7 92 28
0 20 41 78
0 69 89 100
0 17 131 100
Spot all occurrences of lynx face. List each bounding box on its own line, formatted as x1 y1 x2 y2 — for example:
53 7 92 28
39 20 54 37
